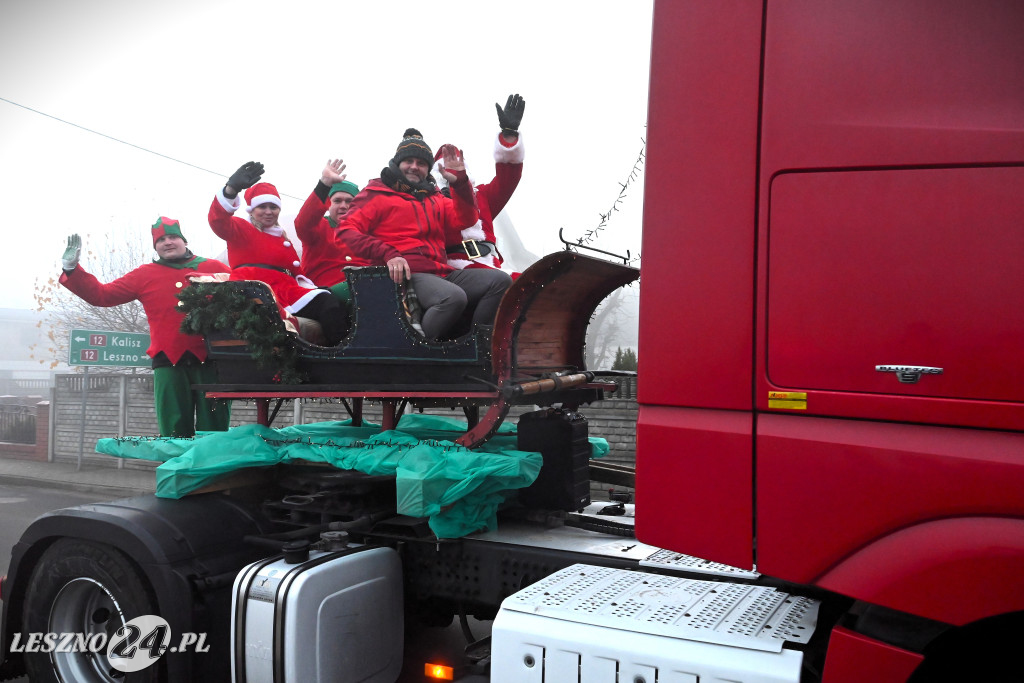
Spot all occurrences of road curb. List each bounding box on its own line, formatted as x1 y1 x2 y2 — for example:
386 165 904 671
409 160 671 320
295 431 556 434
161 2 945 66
0 473 154 499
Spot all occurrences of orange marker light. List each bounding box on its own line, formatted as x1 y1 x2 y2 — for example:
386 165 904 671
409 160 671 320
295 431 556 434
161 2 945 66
424 662 454 680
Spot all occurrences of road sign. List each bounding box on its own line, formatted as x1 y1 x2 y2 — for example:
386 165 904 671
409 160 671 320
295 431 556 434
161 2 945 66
69 329 151 367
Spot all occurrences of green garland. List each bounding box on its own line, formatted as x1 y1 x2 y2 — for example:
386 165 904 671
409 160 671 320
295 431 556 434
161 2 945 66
178 282 306 384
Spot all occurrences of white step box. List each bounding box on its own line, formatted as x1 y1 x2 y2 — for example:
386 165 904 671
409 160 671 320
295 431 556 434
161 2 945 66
492 564 819 683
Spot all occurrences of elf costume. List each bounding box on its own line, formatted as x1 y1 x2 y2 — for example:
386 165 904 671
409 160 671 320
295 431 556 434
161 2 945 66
294 179 369 302
59 219 231 437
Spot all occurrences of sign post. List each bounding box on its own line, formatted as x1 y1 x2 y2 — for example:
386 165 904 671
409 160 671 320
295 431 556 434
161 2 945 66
68 329 151 470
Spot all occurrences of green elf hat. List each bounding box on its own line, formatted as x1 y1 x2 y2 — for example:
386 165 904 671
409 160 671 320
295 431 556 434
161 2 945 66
329 180 359 198
151 217 186 247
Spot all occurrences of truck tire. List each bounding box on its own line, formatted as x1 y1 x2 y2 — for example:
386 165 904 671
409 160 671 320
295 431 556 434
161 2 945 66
907 613 1024 683
22 538 163 683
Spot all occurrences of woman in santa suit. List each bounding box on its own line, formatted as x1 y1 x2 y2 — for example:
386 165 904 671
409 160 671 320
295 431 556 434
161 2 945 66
59 219 230 437
208 161 349 345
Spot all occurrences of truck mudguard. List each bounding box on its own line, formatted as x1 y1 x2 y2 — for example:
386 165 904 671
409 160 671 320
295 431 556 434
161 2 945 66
1 492 280 681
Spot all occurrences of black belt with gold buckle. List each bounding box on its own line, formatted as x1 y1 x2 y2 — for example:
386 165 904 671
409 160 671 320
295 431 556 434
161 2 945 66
447 240 494 260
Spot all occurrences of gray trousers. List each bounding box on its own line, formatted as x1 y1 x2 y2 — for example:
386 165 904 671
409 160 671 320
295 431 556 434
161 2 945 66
410 268 512 340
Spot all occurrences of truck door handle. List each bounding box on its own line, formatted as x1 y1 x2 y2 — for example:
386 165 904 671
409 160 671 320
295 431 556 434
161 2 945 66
875 365 944 384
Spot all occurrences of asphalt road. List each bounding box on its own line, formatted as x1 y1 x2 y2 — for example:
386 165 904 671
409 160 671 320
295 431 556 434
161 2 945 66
1 483 107 582
1 483 108 683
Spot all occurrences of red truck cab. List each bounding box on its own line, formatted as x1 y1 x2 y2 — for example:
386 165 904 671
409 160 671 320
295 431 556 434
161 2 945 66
637 0 1024 679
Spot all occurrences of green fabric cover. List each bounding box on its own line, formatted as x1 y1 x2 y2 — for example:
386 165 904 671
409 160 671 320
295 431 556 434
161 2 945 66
95 414 610 538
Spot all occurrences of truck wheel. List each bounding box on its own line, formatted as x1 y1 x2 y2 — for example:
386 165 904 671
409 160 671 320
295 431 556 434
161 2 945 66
907 613 1024 683
22 538 161 683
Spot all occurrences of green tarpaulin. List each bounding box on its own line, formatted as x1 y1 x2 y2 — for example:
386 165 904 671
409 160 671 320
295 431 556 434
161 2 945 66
96 414 610 538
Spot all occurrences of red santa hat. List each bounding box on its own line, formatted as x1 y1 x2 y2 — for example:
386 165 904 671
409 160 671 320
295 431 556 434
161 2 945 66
433 144 464 164
432 143 474 186
244 182 282 213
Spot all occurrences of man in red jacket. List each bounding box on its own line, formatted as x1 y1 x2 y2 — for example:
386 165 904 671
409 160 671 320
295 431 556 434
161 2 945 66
338 129 512 340
59 220 231 437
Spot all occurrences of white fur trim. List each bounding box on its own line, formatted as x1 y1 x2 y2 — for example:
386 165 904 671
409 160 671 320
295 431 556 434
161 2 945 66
245 194 282 213
188 272 231 283
493 132 525 164
216 187 241 213
256 224 286 237
432 160 476 188
430 161 445 188
461 222 486 241
286 287 328 314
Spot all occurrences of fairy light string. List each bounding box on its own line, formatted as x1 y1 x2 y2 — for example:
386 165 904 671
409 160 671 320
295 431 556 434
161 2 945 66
565 135 645 265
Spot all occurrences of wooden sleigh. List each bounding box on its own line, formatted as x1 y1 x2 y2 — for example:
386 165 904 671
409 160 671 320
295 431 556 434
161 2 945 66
191 249 639 448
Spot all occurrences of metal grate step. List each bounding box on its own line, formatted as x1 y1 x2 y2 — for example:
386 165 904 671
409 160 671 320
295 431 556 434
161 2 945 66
502 563 818 652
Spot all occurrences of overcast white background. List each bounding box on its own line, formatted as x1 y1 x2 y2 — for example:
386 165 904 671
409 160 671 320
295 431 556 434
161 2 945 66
0 0 653 312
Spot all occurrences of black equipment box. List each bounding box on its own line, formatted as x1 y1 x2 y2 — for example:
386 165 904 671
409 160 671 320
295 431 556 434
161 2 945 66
517 408 591 512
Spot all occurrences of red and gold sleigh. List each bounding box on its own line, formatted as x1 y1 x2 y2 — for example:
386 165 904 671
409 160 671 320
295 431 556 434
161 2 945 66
190 249 638 448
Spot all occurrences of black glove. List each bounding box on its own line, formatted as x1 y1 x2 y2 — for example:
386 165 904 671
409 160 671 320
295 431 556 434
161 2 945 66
495 93 525 135
226 161 265 195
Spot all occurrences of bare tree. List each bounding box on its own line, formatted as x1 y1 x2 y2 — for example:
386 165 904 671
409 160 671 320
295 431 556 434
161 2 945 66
30 229 151 371
585 286 639 370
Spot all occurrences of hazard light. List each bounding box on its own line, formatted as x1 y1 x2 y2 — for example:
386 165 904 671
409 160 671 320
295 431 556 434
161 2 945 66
424 662 454 680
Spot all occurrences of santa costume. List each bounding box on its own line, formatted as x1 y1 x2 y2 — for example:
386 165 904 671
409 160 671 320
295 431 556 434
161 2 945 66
434 133 524 276
209 181 349 345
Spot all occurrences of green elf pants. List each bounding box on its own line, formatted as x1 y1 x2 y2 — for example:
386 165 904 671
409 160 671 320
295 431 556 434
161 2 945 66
153 361 230 437
328 280 351 305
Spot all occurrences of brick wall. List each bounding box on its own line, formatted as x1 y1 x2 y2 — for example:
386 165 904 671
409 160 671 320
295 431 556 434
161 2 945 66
0 401 51 462
35 401 49 460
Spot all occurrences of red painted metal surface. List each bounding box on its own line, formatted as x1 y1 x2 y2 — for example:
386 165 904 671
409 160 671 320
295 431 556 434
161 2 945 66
454 394 511 449
638 0 1024 651
755 0 1024 430
820 627 922 683
633 0 763 564
634 405 753 570
758 0 1024 173
255 399 268 426
637 0 762 411
758 414 1024 623
205 391 496 399
381 400 397 431
764 167 1024 430
817 518 1024 626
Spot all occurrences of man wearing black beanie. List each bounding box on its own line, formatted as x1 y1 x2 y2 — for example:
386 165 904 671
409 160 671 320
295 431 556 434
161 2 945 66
337 128 512 340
